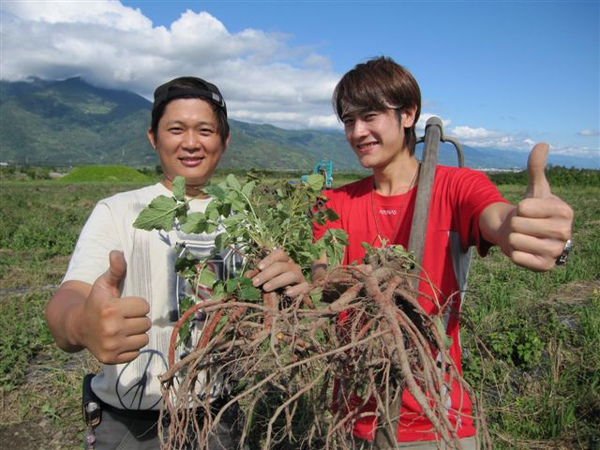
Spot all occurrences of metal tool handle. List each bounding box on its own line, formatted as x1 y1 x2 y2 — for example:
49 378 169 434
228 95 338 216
408 117 443 275
409 117 465 273
376 117 466 446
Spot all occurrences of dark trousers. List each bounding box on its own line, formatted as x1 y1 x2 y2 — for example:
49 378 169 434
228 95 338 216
90 403 246 450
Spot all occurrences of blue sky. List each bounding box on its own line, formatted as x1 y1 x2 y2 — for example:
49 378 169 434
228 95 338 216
1 0 598 164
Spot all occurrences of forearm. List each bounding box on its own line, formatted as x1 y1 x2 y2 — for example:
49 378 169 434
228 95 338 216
479 202 517 255
45 281 90 353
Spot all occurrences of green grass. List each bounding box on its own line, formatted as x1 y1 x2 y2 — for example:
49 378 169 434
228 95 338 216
60 164 155 182
0 180 148 448
0 171 598 449
462 184 600 449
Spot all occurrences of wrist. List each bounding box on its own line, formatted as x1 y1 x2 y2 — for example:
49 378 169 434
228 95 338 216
65 300 87 351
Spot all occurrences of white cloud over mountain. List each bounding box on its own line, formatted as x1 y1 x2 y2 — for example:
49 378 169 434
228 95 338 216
1 1 598 160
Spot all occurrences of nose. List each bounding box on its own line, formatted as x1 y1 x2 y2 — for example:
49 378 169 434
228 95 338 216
182 131 201 151
348 119 369 140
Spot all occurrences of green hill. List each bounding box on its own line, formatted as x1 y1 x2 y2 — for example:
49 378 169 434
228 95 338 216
2 77 595 170
0 77 156 167
0 77 357 172
60 165 154 182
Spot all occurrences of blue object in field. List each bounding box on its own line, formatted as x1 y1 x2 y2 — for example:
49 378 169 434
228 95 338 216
301 159 333 189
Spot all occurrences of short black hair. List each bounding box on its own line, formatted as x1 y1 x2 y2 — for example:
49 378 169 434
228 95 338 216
150 76 229 143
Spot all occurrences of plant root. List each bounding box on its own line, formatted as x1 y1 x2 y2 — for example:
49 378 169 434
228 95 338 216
158 260 490 450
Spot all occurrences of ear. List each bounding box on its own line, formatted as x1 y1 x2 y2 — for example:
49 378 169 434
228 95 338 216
400 105 417 128
146 128 157 150
219 134 231 154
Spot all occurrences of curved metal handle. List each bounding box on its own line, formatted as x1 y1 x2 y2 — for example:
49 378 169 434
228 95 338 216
416 117 464 168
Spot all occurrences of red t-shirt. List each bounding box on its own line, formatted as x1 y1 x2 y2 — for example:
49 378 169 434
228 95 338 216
313 165 508 442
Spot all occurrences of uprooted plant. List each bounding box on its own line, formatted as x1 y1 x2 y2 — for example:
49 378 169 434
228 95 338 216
134 174 489 450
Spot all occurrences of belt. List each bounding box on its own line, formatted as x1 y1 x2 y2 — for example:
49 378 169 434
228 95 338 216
100 401 162 421
99 395 231 422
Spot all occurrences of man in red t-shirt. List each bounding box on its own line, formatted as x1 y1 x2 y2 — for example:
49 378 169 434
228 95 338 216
311 56 573 449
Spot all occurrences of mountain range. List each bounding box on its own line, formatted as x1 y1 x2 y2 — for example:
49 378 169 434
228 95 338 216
1 77 595 171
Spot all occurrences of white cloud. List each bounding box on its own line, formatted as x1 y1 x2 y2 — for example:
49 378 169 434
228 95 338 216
0 0 596 160
0 0 339 128
543 145 600 159
2 0 152 29
579 129 600 137
415 113 452 135
443 125 531 151
415 116 531 152
440 125 599 159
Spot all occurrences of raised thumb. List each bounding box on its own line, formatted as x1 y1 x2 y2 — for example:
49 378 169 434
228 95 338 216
97 250 127 297
525 143 552 198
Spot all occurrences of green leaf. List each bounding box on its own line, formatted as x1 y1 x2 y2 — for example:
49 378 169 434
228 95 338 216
214 233 226 251
176 295 196 345
230 198 247 213
226 173 242 190
241 180 256 197
172 176 187 201
207 207 221 222
179 212 208 234
205 222 219 234
324 209 340 222
197 266 218 288
175 251 199 274
240 285 261 301
133 195 187 231
226 278 239 292
304 173 325 191
212 284 225 297
179 295 195 312
220 202 232 218
235 277 262 302
204 185 226 200
326 228 348 246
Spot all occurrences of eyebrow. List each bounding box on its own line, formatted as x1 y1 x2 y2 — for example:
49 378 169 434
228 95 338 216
340 108 362 121
164 119 216 127
341 108 376 122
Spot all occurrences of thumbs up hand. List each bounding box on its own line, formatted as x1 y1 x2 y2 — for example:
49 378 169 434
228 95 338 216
524 143 554 199
82 250 151 364
508 143 574 270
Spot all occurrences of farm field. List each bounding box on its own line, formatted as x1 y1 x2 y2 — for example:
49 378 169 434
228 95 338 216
0 169 599 449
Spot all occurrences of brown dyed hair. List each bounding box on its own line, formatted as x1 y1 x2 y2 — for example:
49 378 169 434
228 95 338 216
333 56 422 154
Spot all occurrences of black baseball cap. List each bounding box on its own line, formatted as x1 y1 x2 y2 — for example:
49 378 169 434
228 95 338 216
152 76 227 116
